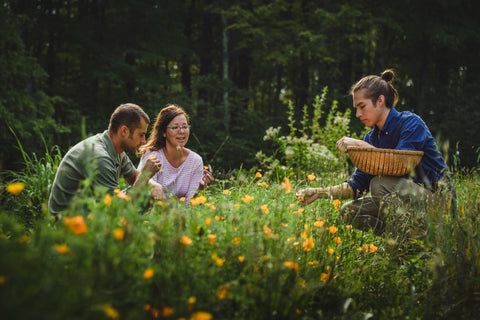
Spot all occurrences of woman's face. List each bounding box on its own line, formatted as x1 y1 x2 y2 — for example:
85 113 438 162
353 89 387 129
163 114 190 148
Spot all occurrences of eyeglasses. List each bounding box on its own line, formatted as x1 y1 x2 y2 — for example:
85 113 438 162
166 125 191 132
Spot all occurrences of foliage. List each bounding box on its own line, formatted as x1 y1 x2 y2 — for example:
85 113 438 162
2 141 479 319
256 87 366 178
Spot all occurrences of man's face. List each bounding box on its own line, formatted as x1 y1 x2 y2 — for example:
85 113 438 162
353 89 384 128
121 119 148 154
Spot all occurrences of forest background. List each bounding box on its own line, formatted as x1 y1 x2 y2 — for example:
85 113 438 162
1 0 479 172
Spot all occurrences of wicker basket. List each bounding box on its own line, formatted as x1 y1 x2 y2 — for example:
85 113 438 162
346 147 424 176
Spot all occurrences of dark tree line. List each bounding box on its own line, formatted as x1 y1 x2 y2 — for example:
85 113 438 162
1 0 479 171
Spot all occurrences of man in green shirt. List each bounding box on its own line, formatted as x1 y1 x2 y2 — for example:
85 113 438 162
48 103 164 215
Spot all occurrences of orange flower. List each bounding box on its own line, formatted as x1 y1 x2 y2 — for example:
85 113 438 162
149 154 157 158
302 237 315 251
143 268 154 279
196 195 207 204
314 220 325 227
334 236 342 244
216 284 231 299
320 267 331 282
207 234 216 245
326 248 335 254
113 228 125 240
283 261 300 272
223 189 230 195
211 253 226 266
104 194 112 206
257 181 269 188
120 217 128 226
241 194 254 203
161 306 175 317
255 172 262 178
180 197 186 202
232 237 241 245
234 203 240 208
54 243 70 254
188 296 196 310
260 204 270 214
180 235 193 245
307 174 316 181
328 226 338 234
190 311 213 320
281 177 292 193
238 256 245 262
6 182 25 195
63 216 88 235
116 191 130 201
332 199 341 211
346 225 353 230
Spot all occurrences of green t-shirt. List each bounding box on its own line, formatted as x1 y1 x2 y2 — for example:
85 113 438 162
48 131 136 214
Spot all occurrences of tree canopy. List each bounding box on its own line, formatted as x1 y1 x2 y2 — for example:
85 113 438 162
2 0 479 170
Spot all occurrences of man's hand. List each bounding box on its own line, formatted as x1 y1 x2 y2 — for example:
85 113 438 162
336 137 373 154
198 169 214 190
296 188 320 206
141 156 162 180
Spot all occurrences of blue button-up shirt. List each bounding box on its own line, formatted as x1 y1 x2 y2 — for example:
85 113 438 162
348 108 446 197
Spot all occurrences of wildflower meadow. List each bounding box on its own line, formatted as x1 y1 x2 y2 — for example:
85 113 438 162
1 95 479 319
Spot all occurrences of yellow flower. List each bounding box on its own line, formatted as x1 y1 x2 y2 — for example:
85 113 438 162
302 237 315 251
207 234 216 245
113 228 125 240
281 177 292 193
241 194 254 203
209 204 216 210
328 226 338 234
307 174 316 181
54 243 70 254
180 197 186 202
293 208 304 215
326 248 335 254
63 216 88 235
238 256 245 262
190 311 213 320
255 171 262 178
143 268 154 279
260 204 270 214
232 237 241 245
334 236 342 244
102 304 119 319
188 296 196 310
180 235 193 245
223 189 230 195
217 284 231 299
283 261 299 272
6 182 25 195
257 181 269 188
203 165 209 170
281 223 288 228
332 199 341 211
149 154 156 158
0 276 6 285
197 195 207 204
104 194 112 206
211 253 226 266
367 243 378 252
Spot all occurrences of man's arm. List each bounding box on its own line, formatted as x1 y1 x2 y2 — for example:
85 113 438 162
296 182 354 205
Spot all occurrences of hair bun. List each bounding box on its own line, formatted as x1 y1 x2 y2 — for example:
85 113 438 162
381 69 395 82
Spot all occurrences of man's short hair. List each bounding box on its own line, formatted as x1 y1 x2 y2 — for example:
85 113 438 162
108 103 150 133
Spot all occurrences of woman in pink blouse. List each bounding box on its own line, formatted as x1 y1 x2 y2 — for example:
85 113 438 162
138 104 213 203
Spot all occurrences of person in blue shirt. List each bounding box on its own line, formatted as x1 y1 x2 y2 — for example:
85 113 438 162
296 69 451 234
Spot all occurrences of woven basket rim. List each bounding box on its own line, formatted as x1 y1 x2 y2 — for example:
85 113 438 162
346 146 424 156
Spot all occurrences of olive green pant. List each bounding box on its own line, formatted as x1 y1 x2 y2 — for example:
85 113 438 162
340 176 433 234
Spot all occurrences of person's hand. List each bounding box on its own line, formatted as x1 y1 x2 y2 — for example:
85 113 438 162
150 181 165 201
336 137 367 154
141 155 162 179
296 188 320 206
199 169 214 190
